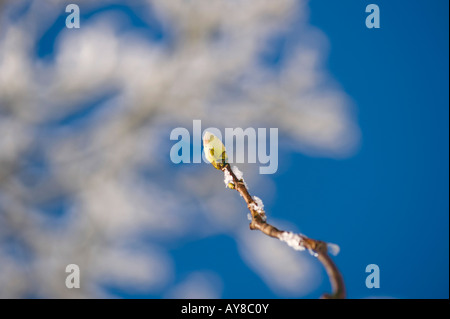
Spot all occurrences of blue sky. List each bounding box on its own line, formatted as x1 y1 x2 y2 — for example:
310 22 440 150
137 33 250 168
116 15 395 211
3 0 448 299
155 1 449 299
291 0 449 298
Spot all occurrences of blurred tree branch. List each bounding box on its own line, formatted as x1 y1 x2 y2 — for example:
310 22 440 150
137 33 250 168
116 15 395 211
0 0 356 298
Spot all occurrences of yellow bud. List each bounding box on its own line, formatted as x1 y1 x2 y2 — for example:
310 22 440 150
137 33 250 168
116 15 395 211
227 182 235 189
203 131 228 170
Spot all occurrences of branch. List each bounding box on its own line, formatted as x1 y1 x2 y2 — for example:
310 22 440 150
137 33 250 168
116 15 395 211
222 163 346 299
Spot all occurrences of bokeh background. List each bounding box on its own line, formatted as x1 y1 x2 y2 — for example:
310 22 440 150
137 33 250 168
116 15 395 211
0 0 448 299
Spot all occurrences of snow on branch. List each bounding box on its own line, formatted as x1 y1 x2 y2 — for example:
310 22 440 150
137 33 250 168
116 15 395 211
204 132 345 298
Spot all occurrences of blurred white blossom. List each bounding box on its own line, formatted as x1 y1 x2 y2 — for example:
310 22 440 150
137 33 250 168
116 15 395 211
0 0 359 298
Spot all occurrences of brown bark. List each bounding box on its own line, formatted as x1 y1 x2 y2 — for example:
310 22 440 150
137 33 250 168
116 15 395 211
222 163 346 299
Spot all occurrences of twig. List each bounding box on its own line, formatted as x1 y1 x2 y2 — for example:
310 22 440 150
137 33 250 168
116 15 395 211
222 163 346 299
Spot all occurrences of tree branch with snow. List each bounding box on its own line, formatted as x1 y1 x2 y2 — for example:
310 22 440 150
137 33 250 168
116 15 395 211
203 131 346 299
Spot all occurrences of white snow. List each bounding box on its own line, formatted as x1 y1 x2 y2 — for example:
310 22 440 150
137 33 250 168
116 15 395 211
231 166 248 189
223 169 234 188
326 242 340 256
232 166 243 180
249 196 266 221
280 232 340 257
308 249 318 258
252 196 264 211
223 165 250 190
279 231 306 251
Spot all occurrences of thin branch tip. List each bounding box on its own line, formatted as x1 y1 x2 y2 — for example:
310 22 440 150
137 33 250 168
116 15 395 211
218 163 345 298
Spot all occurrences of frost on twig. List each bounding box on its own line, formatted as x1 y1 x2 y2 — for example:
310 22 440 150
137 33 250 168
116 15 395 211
231 166 243 181
326 243 341 256
249 196 266 221
279 231 340 256
224 165 248 191
278 231 306 251
204 131 346 299
223 168 234 188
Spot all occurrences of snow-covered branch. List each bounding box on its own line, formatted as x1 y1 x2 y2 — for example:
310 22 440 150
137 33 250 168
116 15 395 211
221 163 346 299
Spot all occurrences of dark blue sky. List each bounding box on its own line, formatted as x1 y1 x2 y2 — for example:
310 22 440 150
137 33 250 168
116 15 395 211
283 0 449 298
